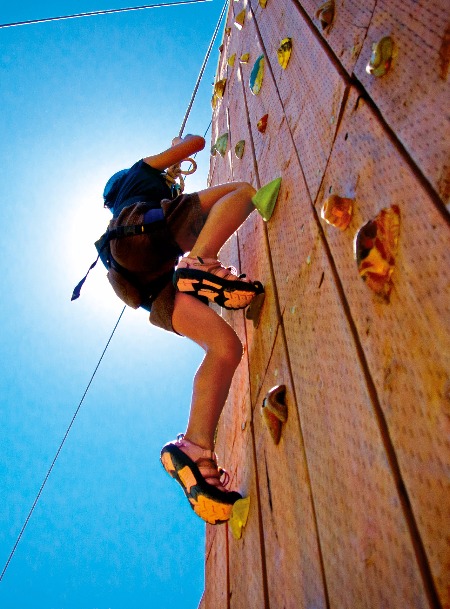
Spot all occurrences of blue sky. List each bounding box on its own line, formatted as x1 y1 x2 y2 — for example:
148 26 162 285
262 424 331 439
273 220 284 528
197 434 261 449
0 1 225 606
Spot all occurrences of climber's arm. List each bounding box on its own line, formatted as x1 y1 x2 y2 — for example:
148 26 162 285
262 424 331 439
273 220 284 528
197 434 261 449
143 134 205 171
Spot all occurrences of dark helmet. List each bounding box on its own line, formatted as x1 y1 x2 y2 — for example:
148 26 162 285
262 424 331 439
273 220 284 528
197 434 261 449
103 169 129 208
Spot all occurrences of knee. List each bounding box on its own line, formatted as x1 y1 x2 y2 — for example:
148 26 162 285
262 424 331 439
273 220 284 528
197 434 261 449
235 182 256 199
211 330 244 370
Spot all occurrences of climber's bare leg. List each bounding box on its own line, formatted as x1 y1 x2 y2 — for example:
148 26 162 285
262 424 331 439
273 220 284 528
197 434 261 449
172 291 243 451
189 182 256 260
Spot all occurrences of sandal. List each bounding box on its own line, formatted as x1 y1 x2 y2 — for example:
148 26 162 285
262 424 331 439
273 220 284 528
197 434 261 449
174 256 264 310
160 434 242 525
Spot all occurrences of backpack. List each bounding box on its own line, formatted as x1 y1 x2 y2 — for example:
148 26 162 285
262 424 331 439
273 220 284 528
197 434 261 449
72 200 182 309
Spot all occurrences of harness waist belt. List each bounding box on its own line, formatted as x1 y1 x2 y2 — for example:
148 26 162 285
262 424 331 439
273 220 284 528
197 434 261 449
107 208 165 240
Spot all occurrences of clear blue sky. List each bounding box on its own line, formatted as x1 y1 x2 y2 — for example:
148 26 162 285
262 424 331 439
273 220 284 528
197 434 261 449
0 1 225 607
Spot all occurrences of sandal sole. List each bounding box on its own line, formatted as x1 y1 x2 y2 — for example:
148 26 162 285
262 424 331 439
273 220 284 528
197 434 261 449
160 444 241 525
174 269 263 310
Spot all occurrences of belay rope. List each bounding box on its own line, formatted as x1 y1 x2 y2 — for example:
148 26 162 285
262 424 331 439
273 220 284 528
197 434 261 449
0 0 228 583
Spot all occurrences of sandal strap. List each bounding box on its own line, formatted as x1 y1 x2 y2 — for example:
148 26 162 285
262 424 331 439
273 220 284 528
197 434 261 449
175 435 230 490
175 434 216 461
178 256 247 282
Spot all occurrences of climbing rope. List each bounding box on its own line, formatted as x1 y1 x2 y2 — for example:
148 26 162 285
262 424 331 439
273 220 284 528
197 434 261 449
165 0 228 194
0 0 228 582
0 0 211 29
0 307 126 583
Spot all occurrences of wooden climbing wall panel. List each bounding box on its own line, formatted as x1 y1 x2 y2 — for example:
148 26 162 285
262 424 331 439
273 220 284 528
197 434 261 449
199 0 449 608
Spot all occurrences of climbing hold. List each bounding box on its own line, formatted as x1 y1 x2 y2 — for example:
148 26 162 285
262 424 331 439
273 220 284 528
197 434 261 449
227 53 236 67
261 385 287 445
211 78 226 109
256 113 269 133
225 27 231 36
252 177 282 221
235 139 246 159
214 78 227 99
354 205 400 301
211 132 229 157
321 194 354 230
366 36 394 77
230 496 251 540
259 0 268 7
250 54 265 95
277 37 292 69
246 291 265 328
438 24 450 80
240 52 250 64
234 9 246 30
315 1 335 31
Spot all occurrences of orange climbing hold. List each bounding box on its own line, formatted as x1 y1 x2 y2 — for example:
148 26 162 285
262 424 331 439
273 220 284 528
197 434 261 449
354 205 401 301
261 385 288 444
321 194 354 230
315 1 335 31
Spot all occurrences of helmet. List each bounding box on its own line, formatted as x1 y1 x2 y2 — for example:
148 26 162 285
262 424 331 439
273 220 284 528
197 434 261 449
103 169 129 203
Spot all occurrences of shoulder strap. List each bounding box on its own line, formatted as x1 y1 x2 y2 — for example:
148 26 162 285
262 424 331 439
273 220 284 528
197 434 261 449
71 208 171 302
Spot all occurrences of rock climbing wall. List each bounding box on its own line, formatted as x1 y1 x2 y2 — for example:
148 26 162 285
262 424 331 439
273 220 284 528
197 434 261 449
199 1 449 608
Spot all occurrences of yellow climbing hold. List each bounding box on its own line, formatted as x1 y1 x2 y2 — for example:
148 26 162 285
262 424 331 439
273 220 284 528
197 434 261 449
277 37 292 69
252 177 282 221
366 36 394 77
259 0 268 7
235 139 245 159
234 9 246 30
240 52 250 63
214 78 227 99
230 497 251 540
227 53 236 67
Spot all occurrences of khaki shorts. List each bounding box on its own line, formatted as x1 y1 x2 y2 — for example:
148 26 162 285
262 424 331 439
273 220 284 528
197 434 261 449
149 192 204 333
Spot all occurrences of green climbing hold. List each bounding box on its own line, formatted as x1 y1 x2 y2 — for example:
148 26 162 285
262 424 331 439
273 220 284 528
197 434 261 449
252 177 282 221
250 54 265 95
212 132 228 157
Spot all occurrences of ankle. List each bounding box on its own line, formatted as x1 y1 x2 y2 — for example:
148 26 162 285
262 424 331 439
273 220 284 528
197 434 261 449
183 433 214 452
187 250 218 261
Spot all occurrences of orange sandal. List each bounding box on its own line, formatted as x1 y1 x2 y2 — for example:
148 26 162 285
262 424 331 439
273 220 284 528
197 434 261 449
174 256 264 310
160 434 241 525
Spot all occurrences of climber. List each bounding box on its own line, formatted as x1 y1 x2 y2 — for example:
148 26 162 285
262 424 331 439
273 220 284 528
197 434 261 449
102 133 260 524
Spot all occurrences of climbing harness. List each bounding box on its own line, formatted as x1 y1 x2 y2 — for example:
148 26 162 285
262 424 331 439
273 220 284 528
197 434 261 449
1 0 228 582
71 201 175 305
164 156 197 197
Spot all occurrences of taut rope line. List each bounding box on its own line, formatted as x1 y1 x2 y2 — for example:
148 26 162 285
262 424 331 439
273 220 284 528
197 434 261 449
0 0 211 29
0 307 126 583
